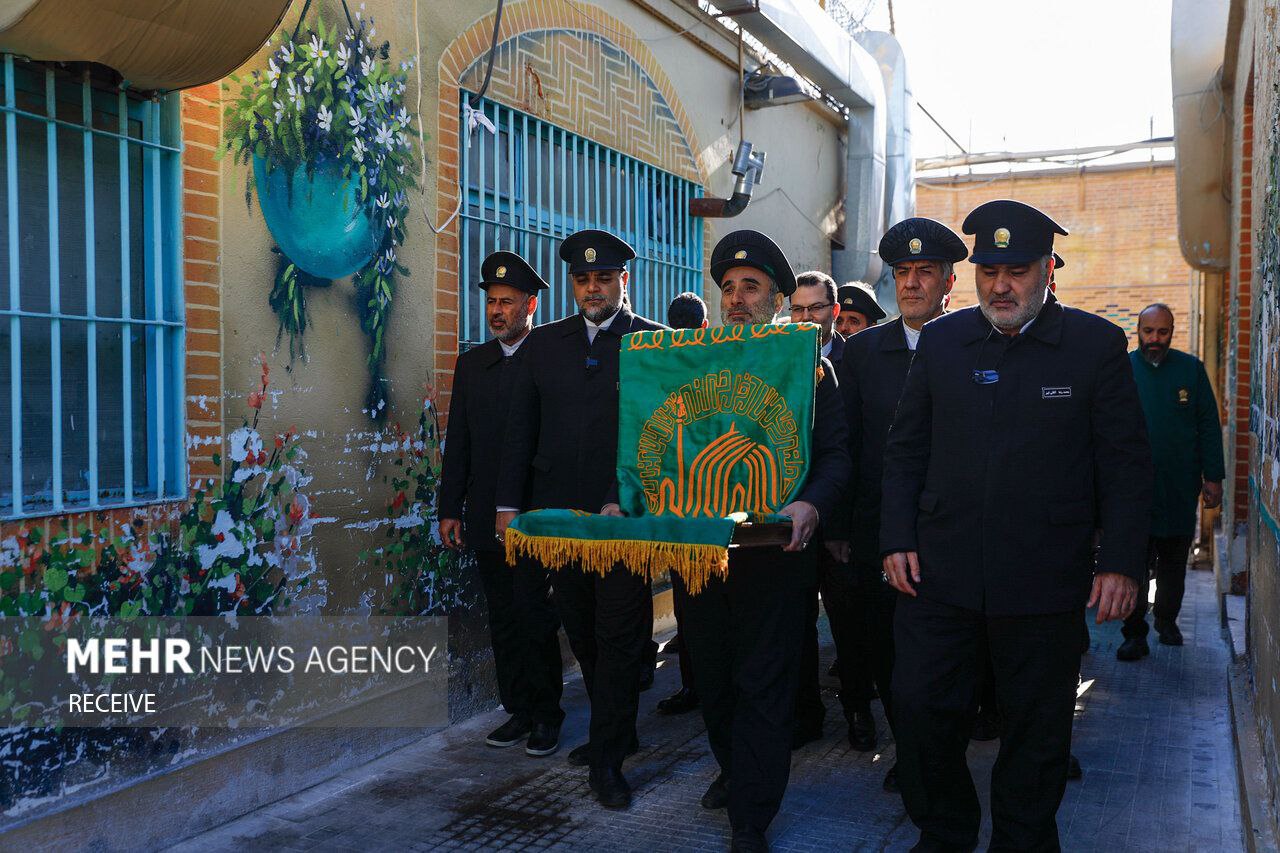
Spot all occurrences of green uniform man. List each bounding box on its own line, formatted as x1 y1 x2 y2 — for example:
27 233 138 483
1117 303 1225 660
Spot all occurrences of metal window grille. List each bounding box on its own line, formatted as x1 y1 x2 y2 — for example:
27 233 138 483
458 95 704 348
0 55 184 520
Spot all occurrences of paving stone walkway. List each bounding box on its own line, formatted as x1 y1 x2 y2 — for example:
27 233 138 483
173 568 1242 852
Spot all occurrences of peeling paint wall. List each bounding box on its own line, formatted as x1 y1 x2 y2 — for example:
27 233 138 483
1239 0 1280 804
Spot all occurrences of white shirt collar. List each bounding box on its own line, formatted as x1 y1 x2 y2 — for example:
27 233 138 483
902 322 922 351
584 309 621 343
821 338 833 358
499 334 527 357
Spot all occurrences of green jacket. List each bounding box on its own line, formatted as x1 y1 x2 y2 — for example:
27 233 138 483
1129 349 1225 537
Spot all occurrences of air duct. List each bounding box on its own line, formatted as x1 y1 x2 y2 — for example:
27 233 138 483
711 0 888 284
855 30 914 306
1170 0 1230 270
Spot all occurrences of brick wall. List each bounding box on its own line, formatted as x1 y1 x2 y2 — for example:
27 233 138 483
1233 90 1254 521
432 1 706 425
916 163 1193 351
0 86 223 544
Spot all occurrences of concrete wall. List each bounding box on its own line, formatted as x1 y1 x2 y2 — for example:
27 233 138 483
916 163 1194 351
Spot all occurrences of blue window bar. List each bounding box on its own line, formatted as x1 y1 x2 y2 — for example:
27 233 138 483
0 55 184 519
458 94 704 349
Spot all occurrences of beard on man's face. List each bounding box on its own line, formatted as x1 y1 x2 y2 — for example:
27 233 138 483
1139 339 1168 363
579 291 622 324
491 313 531 343
721 297 778 327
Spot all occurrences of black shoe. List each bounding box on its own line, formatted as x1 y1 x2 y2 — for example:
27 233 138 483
1067 754 1082 781
525 722 560 756
567 737 639 766
910 832 973 853
656 687 700 715
1155 618 1184 646
700 773 729 809
639 667 655 691
730 826 769 853
828 658 840 677
791 719 823 750
971 709 1002 742
662 634 682 655
848 706 877 752
485 715 531 748
1117 636 1151 661
588 767 632 809
883 763 899 792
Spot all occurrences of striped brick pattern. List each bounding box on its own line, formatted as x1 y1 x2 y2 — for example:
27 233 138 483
0 86 223 546
459 30 697 181
917 163 1194 350
434 1 707 423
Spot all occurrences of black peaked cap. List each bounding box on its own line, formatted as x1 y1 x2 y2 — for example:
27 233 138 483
962 200 1068 265
479 250 549 294
710 230 797 296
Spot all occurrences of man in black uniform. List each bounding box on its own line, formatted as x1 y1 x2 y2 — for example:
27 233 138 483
678 230 851 852
440 251 564 756
828 218 966 790
881 200 1151 851
789 269 848 747
835 281 886 337
495 229 666 810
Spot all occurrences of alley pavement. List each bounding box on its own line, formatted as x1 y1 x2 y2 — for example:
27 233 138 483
173 568 1242 852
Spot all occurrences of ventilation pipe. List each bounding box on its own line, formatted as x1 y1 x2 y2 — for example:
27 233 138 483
708 0 890 283
1170 0 1230 270
691 141 767 218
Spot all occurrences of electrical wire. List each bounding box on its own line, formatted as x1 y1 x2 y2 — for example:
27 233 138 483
468 0 506 108
559 0 717 43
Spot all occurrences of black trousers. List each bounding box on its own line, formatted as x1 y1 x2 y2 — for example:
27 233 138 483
893 595 1081 852
546 559 649 770
684 547 813 835
798 554 897 726
1122 535 1194 639
476 550 564 725
670 572 695 690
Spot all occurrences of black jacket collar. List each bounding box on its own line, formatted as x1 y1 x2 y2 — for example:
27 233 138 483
827 332 846 363
880 317 911 352
559 305 635 339
960 292 1063 346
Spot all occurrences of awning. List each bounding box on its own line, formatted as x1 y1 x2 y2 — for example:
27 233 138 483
0 0 293 91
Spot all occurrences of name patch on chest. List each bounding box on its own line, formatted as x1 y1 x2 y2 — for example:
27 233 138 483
1041 386 1072 399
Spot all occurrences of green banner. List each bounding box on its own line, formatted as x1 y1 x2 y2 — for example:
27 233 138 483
507 323 819 591
619 323 818 518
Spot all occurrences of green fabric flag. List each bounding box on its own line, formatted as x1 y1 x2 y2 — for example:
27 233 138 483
507 323 819 591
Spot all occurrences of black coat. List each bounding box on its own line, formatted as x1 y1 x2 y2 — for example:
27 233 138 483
797 357 853 523
498 307 667 513
438 339 523 552
825 332 846 372
835 318 915 567
879 299 1152 616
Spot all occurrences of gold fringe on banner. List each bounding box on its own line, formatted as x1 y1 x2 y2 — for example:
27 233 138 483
504 529 730 594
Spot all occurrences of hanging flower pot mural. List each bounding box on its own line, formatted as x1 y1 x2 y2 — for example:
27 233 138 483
252 155 382 280
223 8 421 417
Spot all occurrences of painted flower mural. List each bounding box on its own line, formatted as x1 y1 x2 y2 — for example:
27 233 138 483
362 385 468 616
224 8 421 417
